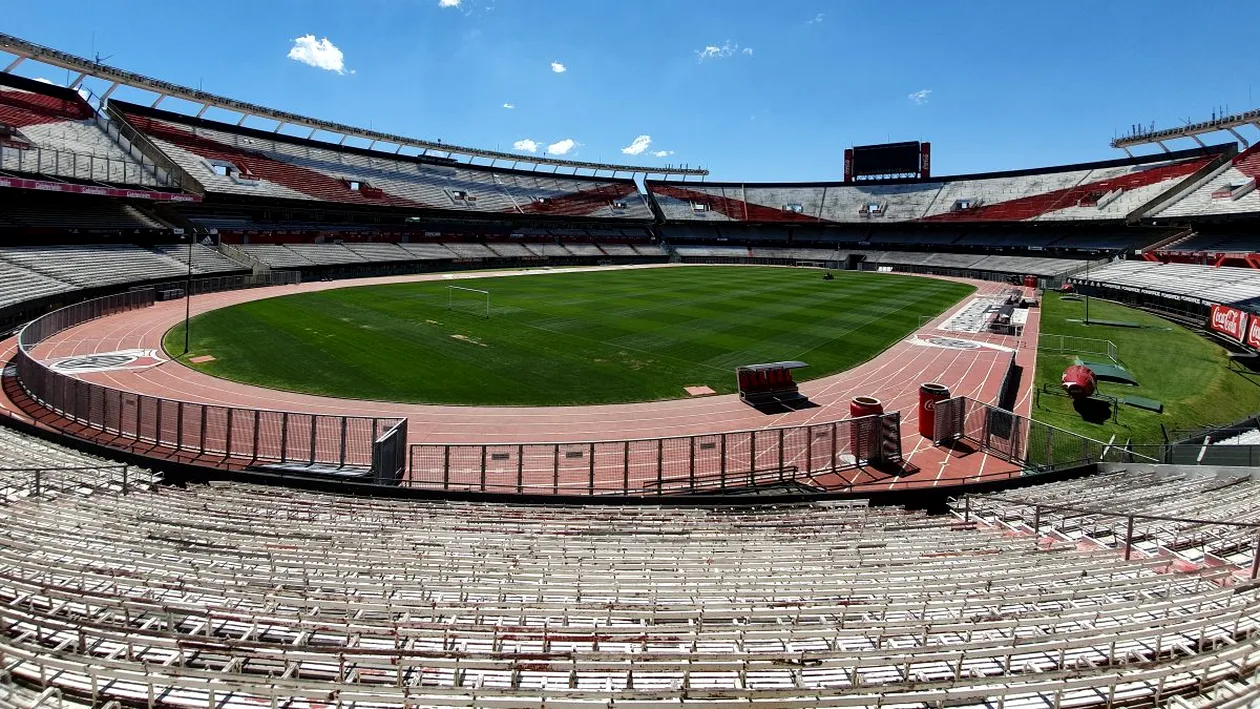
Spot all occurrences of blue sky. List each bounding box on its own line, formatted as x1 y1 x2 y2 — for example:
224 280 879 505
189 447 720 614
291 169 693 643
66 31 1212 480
7 0 1260 181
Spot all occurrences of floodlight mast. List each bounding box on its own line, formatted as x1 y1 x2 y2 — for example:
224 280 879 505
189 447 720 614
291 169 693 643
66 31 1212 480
0 32 708 179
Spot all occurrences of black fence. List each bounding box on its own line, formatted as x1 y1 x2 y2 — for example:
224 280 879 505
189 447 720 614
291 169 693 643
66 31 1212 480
14 289 404 474
372 420 408 485
407 413 903 496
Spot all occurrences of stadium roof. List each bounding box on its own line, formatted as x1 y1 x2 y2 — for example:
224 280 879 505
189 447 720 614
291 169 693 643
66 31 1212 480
1112 107 1260 153
0 32 708 179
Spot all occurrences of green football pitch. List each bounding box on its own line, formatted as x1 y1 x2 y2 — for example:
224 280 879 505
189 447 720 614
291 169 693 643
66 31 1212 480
165 266 975 406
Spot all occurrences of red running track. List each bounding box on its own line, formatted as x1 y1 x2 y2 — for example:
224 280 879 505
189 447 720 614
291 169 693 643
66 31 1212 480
0 265 1040 492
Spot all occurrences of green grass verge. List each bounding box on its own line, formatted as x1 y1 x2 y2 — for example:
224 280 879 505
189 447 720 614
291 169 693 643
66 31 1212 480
1032 294 1260 444
164 266 974 406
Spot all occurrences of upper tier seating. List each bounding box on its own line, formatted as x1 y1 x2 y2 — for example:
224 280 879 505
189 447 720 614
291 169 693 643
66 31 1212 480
119 105 654 220
0 244 190 288
0 481 1255 707
0 84 161 186
957 468 1260 570
1157 145 1260 219
1080 260 1260 308
648 153 1212 225
0 192 167 231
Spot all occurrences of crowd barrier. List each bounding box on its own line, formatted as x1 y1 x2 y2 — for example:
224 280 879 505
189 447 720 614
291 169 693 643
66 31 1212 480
0 464 153 500
13 288 404 475
407 413 903 496
933 396 1158 472
1033 334 1120 364
955 495 1260 579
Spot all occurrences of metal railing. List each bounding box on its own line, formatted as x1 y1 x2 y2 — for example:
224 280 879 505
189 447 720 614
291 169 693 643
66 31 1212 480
407 412 902 496
0 465 153 500
934 396 1159 473
1033 333 1120 364
14 289 403 473
0 143 170 188
956 494 1260 579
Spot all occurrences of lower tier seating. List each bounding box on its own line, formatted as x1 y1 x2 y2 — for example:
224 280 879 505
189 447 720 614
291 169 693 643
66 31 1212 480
0 482 1255 707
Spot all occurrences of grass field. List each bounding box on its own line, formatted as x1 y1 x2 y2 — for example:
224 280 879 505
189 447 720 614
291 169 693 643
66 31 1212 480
164 266 974 406
1032 294 1260 444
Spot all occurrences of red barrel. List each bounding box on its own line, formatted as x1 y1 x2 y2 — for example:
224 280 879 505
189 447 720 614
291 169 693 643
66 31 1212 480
918 382 951 438
1023 275 1037 288
849 396 884 462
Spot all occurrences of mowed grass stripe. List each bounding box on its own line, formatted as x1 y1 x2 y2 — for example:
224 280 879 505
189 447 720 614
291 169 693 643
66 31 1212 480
166 267 973 406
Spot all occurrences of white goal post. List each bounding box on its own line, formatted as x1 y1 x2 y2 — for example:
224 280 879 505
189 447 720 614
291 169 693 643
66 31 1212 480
446 286 490 319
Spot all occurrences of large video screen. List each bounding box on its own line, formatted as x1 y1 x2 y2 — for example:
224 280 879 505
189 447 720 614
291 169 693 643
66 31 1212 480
852 141 921 177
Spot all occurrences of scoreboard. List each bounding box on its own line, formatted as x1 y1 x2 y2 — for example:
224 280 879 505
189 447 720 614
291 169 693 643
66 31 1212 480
844 141 931 181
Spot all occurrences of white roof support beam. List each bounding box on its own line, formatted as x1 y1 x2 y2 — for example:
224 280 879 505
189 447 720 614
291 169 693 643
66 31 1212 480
150 94 165 108
69 72 86 88
1226 127 1250 148
99 81 119 101
195 103 211 118
0 31 706 176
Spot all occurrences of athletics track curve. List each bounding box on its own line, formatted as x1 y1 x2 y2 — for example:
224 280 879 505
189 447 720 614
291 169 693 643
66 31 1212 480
0 265 1040 492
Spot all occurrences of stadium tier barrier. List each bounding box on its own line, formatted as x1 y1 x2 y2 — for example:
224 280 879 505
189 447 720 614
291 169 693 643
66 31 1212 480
407 413 903 496
13 288 404 476
933 396 1159 471
953 493 1260 579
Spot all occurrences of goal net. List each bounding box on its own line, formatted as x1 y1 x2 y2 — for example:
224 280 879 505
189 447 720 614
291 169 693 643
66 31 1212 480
446 286 490 319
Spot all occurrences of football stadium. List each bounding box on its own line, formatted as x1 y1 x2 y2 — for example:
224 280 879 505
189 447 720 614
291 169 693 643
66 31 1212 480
1 10 1260 706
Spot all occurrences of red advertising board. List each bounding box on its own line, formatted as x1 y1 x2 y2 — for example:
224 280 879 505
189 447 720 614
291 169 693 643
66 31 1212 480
1209 304 1248 342
0 176 200 202
1247 316 1260 350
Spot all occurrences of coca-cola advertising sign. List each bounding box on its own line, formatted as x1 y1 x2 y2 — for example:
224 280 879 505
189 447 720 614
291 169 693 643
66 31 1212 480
1247 316 1260 351
1209 304 1248 342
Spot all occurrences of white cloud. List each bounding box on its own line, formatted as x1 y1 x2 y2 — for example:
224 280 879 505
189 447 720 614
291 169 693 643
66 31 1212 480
808 12 824 23
652 150 674 158
550 61 567 73
34 77 54 85
908 88 932 105
621 134 652 155
438 0 461 6
512 138 539 153
695 40 751 62
547 138 577 155
287 35 348 74
502 102 515 109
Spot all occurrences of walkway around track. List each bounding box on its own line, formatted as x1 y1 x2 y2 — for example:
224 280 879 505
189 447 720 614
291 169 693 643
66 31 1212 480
0 265 1041 493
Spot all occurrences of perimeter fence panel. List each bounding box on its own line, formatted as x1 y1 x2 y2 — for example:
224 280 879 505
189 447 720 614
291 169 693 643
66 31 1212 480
405 413 903 496
15 288 400 473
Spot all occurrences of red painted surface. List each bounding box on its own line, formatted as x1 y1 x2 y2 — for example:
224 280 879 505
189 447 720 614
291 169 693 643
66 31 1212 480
0 87 93 128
